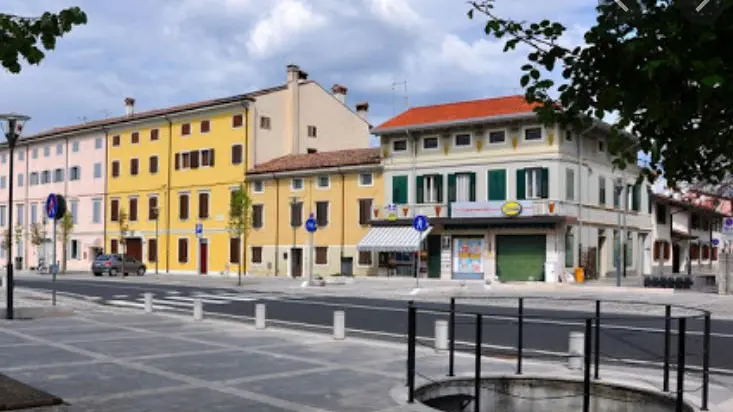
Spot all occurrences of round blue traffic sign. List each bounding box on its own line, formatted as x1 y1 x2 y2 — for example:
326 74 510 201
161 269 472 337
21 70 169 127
46 194 58 219
305 213 318 233
413 215 429 232
713 238 720 246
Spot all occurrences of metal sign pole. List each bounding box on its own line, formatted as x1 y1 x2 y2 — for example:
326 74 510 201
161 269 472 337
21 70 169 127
52 218 57 306
309 231 314 285
415 235 420 289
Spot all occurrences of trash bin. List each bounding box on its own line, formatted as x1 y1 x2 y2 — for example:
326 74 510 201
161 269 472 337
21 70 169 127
14 256 22 270
574 266 585 283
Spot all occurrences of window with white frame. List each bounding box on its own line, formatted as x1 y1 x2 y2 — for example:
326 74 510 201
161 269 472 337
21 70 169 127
92 198 102 224
94 163 102 179
95 137 103 149
71 201 79 224
456 174 471 202
423 175 441 203
359 173 373 186
392 139 407 152
422 136 439 149
316 176 330 188
30 203 37 224
70 240 80 260
524 127 543 140
454 133 471 147
41 170 50 184
43 145 50 157
69 166 81 181
56 143 63 155
32 148 38 159
0 176 5 189
72 141 80 152
488 130 505 144
0 206 6 226
29 172 38 186
525 168 543 199
252 181 264 193
291 178 304 190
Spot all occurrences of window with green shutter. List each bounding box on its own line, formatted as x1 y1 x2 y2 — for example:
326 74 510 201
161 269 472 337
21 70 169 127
416 176 424 204
565 228 575 268
435 175 444 203
540 168 549 199
487 169 506 201
518 168 549 200
468 172 476 202
632 184 641 211
516 169 526 200
447 174 457 203
392 175 408 204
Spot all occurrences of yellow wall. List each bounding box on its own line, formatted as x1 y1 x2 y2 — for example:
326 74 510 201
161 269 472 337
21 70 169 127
247 168 384 276
105 106 249 274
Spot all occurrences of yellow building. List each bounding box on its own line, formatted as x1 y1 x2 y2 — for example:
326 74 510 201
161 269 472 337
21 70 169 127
104 64 373 274
246 148 383 277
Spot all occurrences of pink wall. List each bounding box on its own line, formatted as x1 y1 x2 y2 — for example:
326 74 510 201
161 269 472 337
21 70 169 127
0 131 106 271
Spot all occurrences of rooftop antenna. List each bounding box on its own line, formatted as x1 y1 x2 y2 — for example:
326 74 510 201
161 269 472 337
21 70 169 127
391 81 408 115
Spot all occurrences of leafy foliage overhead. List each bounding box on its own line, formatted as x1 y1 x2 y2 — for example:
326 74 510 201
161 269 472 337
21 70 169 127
0 7 87 73
469 0 733 186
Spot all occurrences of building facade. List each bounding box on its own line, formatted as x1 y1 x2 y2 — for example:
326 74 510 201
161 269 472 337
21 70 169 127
246 148 383 277
363 96 654 282
0 63 371 275
650 191 724 275
0 129 106 271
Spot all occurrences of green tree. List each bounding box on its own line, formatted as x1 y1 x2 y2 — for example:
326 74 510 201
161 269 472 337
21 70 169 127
1 8 88 73
117 208 129 257
56 214 74 273
1 229 10 251
227 184 252 286
468 0 733 186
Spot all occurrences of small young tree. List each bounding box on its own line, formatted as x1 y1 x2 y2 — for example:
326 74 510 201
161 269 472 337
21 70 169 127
30 222 47 267
227 184 252 286
1 229 10 252
56 213 74 273
117 208 129 256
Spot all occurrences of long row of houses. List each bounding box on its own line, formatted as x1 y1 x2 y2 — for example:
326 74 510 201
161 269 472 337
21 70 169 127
0 63 727 282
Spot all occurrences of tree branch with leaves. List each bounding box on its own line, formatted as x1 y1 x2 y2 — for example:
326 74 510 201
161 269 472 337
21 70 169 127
0 7 88 73
468 0 733 187
227 184 252 286
117 208 129 256
56 213 74 273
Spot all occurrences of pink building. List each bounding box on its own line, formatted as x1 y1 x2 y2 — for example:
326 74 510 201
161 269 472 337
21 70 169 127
0 130 106 272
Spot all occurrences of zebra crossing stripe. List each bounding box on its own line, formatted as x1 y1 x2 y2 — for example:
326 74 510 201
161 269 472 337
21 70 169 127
106 300 177 311
163 296 232 305
132 298 195 308
191 293 258 302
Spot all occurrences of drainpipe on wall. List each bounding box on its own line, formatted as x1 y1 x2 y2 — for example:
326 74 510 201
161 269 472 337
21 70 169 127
240 100 250 274
103 128 109 256
274 175 280 276
164 116 173 274
405 129 418 212
339 168 346 272
575 123 595 271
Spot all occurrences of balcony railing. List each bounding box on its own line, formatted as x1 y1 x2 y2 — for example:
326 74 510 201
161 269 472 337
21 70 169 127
371 200 652 230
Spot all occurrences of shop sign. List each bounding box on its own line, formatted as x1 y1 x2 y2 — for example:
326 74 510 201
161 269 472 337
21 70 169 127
451 201 535 218
501 201 522 217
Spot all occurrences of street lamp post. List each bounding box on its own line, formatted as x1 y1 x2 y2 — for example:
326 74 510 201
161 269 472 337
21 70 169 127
1 113 30 320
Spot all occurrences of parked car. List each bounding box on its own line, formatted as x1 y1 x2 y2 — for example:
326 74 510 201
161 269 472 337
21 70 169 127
92 254 146 277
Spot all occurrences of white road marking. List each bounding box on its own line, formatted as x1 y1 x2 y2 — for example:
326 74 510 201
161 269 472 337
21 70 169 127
105 300 177 311
112 294 128 298
191 293 258 302
132 298 197 308
164 296 233 305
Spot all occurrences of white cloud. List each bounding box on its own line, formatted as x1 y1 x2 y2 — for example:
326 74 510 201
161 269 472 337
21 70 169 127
0 0 599 134
246 0 328 59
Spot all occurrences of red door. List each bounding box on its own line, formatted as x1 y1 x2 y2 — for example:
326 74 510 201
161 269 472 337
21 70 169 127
199 241 208 275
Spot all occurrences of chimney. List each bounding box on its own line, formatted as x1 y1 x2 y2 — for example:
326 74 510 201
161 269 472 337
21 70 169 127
124 97 135 116
355 101 369 121
331 84 348 104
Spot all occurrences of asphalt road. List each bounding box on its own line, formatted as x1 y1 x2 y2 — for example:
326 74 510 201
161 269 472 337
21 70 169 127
14 276 733 373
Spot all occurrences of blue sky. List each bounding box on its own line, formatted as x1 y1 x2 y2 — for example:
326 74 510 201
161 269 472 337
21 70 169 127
0 0 596 135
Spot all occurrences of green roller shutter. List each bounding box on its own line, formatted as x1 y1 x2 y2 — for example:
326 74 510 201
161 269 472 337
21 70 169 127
468 172 476 201
416 175 424 204
632 184 641 211
496 235 546 281
516 169 526 200
488 169 506 201
435 174 444 203
392 175 408 204
540 168 549 199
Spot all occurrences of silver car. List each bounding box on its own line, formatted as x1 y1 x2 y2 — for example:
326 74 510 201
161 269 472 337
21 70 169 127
92 254 146 277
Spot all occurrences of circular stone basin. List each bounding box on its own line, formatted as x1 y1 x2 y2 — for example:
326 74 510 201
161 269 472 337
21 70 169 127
415 375 695 412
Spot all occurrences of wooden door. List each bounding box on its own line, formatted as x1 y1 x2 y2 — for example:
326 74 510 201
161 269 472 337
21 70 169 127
292 248 303 277
199 240 208 275
125 238 143 261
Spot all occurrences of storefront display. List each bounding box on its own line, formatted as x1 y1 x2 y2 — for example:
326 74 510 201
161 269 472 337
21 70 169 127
452 237 484 280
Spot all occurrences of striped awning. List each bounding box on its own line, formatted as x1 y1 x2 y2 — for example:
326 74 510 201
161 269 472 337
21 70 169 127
357 226 433 252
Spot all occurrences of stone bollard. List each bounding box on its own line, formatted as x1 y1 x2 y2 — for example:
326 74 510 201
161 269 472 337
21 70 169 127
568 331 585 370
334 310 345 340
435 320 448 351
193 298 203 321
255 303 266 329
144 293 153 313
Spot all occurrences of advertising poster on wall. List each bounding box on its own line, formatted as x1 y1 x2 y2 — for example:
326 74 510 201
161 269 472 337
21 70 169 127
452 237 484 280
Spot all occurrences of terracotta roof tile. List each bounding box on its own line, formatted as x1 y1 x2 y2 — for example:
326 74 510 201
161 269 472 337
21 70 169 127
9 83 294 145
248 148 381 175
373 95 539 132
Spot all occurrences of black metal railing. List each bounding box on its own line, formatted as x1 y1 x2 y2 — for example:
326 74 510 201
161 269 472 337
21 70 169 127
406 297 712 412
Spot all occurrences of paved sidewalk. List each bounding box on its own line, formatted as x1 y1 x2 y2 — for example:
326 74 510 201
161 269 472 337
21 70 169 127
2 287 733 411
15 271 733 319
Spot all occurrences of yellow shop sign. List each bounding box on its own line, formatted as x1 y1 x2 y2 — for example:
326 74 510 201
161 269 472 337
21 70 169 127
501 201 523 217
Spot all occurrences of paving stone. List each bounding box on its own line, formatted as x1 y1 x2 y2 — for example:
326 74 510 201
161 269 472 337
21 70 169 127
0 344 92 369
0 330 32 346
7 362 181 400
69 335 220 359
253 341 406 366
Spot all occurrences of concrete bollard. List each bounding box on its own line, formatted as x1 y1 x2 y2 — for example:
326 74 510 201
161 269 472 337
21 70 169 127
435 320 448 351
334 310 345 340
255 303 266 329
193 298 203 321
568 331 585 370
144 293 153 313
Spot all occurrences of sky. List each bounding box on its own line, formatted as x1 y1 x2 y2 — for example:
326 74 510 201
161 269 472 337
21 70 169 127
0 0 597 137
